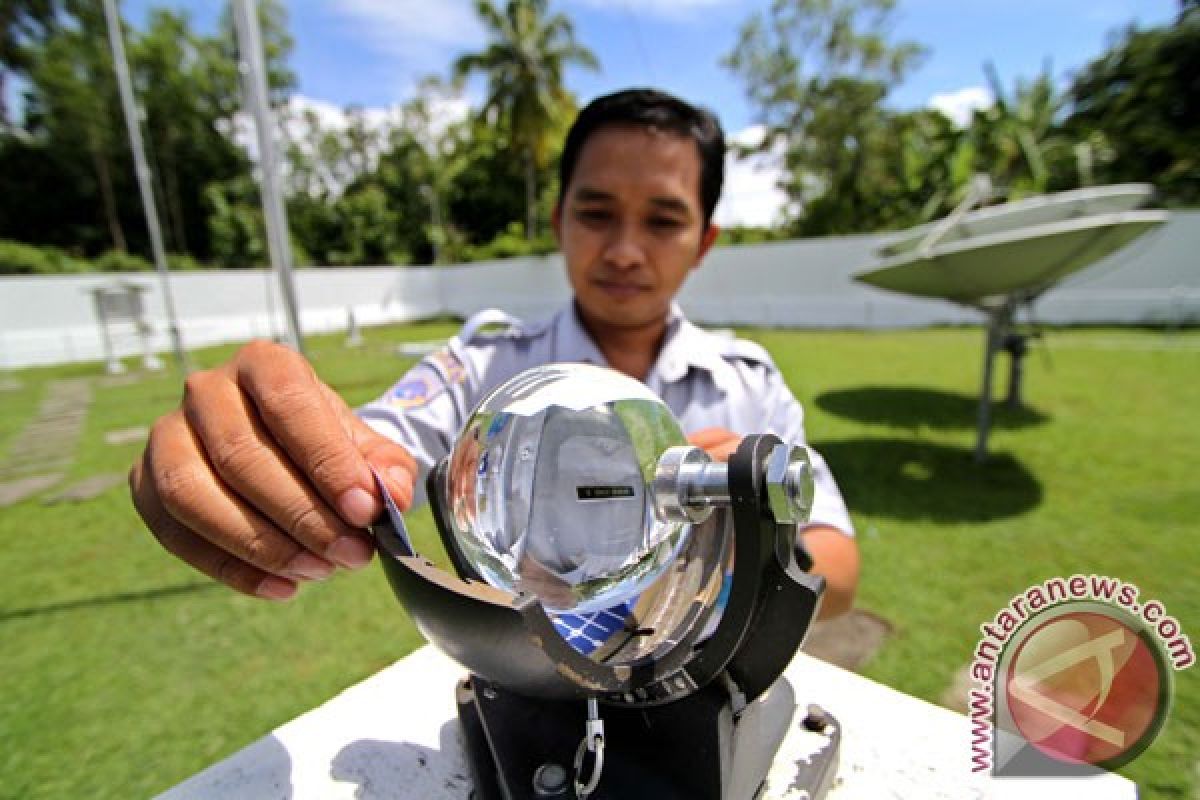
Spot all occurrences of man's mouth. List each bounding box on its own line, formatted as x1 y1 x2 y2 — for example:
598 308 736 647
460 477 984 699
593 279 649 299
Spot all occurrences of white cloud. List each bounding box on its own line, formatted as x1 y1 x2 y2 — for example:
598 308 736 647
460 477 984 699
221 90 474 198
567 0 734 20
287 95 393 133
713 125 789 229
928 86 994 128
325 0 484 65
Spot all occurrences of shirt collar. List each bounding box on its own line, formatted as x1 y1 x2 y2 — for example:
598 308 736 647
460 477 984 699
553 302 610 366
556 301 732 393
652 304 734 392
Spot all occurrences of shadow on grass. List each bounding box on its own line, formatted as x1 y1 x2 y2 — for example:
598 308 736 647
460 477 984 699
815 387 1050 431
813 437 1042 523
0 581 219 623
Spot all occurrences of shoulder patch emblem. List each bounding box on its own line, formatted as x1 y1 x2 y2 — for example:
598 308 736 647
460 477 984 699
386 369 440 409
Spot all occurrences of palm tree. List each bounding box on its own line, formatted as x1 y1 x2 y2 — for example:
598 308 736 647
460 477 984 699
967 62 1070 196
454 0 598 239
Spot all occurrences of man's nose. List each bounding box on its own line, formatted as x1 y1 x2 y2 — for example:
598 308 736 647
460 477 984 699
602 222 645 270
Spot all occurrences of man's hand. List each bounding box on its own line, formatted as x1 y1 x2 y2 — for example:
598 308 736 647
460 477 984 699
129 340 416 601
687 427 742 462
687 426 858 619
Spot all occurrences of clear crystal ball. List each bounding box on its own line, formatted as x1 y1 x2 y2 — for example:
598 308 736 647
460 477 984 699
442 363 693 613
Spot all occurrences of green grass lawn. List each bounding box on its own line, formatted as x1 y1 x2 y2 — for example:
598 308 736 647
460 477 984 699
1 323 1196 798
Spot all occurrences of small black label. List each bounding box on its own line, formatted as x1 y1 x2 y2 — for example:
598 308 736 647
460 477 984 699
576 485 636 500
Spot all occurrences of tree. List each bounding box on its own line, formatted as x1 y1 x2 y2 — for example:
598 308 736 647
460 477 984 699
131 8 247 259
964 62 1075 198
0 0 59 126
20 3 131 252
453 0 597 239
724 0 926 235
444 111 529 248
1066 8 1200 205
0 0 295 264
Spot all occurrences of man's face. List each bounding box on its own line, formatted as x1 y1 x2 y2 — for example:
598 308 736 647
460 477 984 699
553 125 719 333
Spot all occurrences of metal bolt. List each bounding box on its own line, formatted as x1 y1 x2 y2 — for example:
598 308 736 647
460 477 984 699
655 442 813 527
653 446 727 524
532 762 569 797
765 444 814 524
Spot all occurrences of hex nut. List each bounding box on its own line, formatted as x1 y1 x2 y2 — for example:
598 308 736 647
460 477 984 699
765 444 813 524
787 456 814 521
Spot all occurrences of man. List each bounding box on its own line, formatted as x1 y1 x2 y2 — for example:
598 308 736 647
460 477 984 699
130 88 858 618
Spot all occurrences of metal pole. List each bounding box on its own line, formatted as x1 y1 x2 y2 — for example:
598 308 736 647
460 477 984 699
974 302 1014 463
232 0 304 355
974 313 999 464
101 0 190 373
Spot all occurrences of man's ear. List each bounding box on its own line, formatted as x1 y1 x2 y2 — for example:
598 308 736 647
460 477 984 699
696 223 720 263
550 204 563 246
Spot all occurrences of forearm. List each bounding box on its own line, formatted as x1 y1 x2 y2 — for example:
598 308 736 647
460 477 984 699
801 524 860 619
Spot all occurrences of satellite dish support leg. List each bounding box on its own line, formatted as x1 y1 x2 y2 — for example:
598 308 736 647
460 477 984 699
975 301 1015 463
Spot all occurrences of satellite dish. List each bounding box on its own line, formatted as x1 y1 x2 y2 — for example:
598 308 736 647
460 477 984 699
853 180 1169 460
857 183 1168 306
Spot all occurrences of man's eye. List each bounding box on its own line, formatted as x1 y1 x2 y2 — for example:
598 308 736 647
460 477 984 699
649 216 684 230
576 209 611 223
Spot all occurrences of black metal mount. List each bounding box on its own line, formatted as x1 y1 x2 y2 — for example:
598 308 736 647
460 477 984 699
372 434 839 798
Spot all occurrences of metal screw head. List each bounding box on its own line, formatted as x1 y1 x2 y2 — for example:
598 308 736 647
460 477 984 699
765 444 814 525
532 762 569 797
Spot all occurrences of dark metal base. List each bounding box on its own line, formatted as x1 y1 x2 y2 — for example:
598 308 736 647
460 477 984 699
456 675 840 800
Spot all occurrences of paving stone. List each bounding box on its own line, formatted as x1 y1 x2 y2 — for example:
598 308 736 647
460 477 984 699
43 473 126 504
3 458 73 476
104 426 148 446
98 373 145 389
939 664 974 714
0 378 91 481
801 608 893 672
0 474 63 508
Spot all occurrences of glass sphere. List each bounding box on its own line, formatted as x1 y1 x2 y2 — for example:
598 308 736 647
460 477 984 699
443 363 693 614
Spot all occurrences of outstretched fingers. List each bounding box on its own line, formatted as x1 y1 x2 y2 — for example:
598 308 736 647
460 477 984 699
232 342 382 527
183 369 373 570
131 414 308 599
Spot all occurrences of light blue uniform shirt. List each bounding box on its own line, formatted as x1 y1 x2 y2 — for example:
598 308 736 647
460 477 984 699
359 303 853 536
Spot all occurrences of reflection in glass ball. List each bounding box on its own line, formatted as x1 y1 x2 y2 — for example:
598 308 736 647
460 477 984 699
443 363 693 613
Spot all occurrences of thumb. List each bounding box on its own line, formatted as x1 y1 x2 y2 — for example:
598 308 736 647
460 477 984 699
347 413 419 512
320 382 419 512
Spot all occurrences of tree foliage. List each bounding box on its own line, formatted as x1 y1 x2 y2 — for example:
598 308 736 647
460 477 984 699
1066 7 1200 205
453 0 597 239
1 0 1195 275
0 0 291 265
724 0 927 235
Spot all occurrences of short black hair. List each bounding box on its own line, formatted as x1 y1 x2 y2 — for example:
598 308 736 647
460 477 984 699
557 88 726 228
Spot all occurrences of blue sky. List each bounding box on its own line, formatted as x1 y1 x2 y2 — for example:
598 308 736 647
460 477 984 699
116 0 1179 225
120 0 1178 131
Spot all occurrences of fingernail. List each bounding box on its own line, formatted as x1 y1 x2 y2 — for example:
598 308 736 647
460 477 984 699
329 535 374 570
285 551 335 581
386 466 413 504
256 575 297 601
338 487 378 526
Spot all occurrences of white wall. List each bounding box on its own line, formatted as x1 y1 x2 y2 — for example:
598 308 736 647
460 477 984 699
1 212 1196 369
